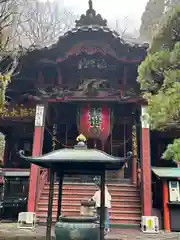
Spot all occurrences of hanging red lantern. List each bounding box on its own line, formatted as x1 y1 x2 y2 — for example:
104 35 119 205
77 104 113 142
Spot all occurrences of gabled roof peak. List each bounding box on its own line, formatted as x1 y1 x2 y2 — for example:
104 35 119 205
75 0 107 27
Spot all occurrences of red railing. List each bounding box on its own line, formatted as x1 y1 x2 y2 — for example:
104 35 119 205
35 168 48 212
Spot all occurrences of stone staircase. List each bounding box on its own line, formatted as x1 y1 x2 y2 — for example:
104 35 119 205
36 178 141 227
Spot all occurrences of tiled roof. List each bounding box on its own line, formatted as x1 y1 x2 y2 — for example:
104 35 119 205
63 25 148 49
152 167 180 179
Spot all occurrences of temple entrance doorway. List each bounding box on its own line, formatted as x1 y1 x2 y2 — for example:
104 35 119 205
43 103 133 182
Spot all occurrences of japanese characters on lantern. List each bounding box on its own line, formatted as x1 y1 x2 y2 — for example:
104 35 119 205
88 107 102 134
78 104 113 141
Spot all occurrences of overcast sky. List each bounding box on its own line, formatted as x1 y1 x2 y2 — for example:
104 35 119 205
61 0 148 30
40 0 149 34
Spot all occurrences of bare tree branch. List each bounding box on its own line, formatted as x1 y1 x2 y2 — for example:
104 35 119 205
115 16 129 38
0 0 28 108
0 0 27 51
0 0 76 93
17 0 77 47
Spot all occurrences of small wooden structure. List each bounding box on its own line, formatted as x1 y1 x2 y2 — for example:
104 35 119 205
152 167 180 232
19 135 132 240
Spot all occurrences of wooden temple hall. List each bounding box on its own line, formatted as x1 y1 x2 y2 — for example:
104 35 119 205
0 0 179 231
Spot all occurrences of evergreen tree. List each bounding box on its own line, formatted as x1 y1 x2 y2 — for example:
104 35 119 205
138 6 180 130
166 0 180 7
139 0 166 41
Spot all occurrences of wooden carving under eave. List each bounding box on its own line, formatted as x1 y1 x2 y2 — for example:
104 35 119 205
52 124 57 151
57 41 119 62
36 77 140 102
56 41 145 64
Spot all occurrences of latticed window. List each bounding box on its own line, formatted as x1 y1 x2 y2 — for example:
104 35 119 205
88 108 102 128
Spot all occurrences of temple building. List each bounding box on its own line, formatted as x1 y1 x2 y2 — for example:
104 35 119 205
0 0 178 230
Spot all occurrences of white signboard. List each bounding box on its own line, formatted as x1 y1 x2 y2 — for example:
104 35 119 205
141 216 159 233
141 106 150 129
35 105 45 127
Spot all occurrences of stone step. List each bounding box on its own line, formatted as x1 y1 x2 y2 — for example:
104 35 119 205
37 182 141 226
42 190 140 198
47 182 137 188
38 204 141 212
39 197 141 205
110 217 140 225
44 187 139 192
63 177 132 184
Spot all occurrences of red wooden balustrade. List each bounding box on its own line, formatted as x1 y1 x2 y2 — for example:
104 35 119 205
35 169 48 212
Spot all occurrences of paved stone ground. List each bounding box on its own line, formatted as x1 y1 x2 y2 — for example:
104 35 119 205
0 223 180 240
108 229 180 240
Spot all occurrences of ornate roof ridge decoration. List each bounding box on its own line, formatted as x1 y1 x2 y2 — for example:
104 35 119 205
75 0 107 27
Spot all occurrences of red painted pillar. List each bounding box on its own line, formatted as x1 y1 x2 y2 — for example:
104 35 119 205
141 106 152 216
27 104 46 212
163 181 170 232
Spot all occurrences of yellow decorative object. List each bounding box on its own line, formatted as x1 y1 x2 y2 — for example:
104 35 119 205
0 133 5 166
132 125 137 157
52 140 56 151
52 124 57 151
0 72 12 109
76 134 87 142
147 218 153 229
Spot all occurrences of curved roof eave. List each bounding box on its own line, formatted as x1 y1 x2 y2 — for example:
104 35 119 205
55 25 149 49
19 149 132 170
20 25 149 55
19 149 132 162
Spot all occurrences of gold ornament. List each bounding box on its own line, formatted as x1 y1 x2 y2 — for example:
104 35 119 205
76 134 87 142
0 133 5 166
132 125 137 157
0 106 35 118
